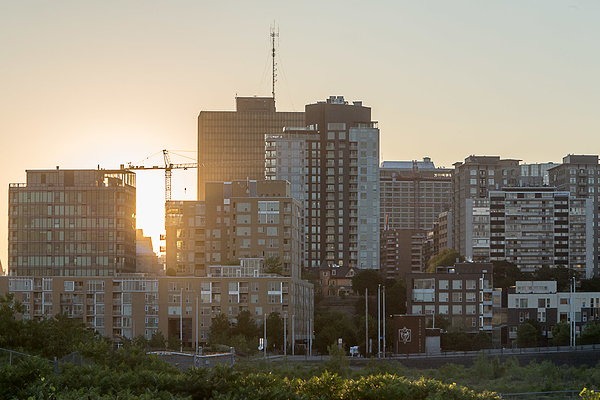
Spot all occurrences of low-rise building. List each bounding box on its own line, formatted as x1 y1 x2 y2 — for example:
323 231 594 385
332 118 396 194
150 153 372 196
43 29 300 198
507 280 600 347
0 258 314 349
318 264 356 296
406 263 499 340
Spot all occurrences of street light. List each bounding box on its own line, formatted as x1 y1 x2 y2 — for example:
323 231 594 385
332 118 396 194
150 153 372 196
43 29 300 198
180 288 183 352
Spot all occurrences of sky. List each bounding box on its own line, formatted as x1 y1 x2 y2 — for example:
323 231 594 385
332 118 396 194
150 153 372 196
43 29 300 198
1 1 599 271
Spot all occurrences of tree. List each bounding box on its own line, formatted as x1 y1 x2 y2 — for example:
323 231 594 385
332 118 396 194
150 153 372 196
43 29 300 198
0 293 25 350
351 269 384 295
313 310 357 354
167 335 181 351
266 312 284 351
231 310 258 341
209 313 231 346
472 330 492 350
426 249 464 273
265 256 283 275
492 260 532 290
441 331 472 351
580 321 600 345
517 319 543 348
148 331 167 349
534 265 578 292
385 278 406 315
551 321 570 346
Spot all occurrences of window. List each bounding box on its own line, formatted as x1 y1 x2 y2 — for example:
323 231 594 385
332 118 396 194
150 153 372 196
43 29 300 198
438 305 449 315
466 280 476 290
438 280 449 290
452 305 463 315
466 292 476 302
438 292 449 302
452 280 462 290
466 305 476 315
412 305 423 314
452 293 462 302
518 299 528 308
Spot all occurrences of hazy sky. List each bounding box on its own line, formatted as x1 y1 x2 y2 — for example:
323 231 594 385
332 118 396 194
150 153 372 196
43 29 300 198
1 1 599 271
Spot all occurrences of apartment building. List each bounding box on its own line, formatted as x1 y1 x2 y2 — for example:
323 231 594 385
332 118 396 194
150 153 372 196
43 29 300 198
165 180 302 279
8 169 137 277
406 263 498 336
380 158 452 231
549 155 600 275
452 156 521 257
0 258 314 348
197 96 304 200
380 229 428 280
507 280 600 346
273 96 380 270
464 187 593 276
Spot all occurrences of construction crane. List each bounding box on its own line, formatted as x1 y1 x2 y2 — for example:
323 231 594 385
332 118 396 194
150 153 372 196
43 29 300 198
122 149 197 202
122 149 267 202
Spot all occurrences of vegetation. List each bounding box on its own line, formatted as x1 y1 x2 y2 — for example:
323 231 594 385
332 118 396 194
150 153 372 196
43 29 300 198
264 255 283 275
426 249 464 272
2 293 600 399
351 268 384 295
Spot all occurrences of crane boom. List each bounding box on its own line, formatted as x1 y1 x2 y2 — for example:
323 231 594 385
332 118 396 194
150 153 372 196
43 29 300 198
121 149 266 202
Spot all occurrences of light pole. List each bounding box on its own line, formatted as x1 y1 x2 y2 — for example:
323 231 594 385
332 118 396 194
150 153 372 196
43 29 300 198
180 288 183 352
365 287 368 357
378 284 381 358
264 312 268 358
196 293 199 353
383 286 386 358
284 313 287 357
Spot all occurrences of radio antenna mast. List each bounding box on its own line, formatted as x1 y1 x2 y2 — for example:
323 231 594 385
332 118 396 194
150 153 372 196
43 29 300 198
270 23 279 103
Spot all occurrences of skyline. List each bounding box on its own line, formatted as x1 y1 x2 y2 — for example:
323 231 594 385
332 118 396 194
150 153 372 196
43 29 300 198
1 1 599 269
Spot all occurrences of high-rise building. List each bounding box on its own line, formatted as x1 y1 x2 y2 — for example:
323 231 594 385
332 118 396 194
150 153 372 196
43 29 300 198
452 156 521 257
266 128 319 270
464 187 593 276
136 229 162 275
8 169 137 277
519 162 558 187
268 96 380 269
197 96 305 200
380 229 428 280
379 158 452 231
549 155 600 275
165 180 303 278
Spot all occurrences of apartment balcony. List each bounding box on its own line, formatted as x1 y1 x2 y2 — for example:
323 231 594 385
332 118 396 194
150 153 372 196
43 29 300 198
239 287 249 294
212 287 221 293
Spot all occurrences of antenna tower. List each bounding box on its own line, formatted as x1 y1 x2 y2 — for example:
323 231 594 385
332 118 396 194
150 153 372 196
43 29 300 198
270 23 279 102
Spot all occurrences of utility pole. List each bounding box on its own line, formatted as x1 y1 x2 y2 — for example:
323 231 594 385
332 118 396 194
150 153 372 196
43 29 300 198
195 294 199 353
284 313 287 357
264 313 267 358
383 286 386 358
180 288 183 352
365 288 368 357
378 284 381 358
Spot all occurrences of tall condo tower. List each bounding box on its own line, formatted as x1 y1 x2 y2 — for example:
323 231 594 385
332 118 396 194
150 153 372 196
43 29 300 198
197 97 304 200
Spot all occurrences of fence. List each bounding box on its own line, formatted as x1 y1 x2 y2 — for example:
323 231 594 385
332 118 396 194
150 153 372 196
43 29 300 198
148 348 236 371
498 390 584 399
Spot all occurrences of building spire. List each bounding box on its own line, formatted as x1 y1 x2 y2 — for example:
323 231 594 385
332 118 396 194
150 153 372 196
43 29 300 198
270 22 279 103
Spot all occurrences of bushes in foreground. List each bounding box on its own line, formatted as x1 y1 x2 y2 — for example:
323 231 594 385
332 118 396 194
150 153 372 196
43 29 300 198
0 358 498 400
